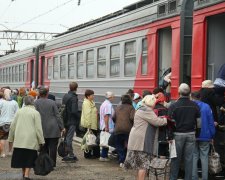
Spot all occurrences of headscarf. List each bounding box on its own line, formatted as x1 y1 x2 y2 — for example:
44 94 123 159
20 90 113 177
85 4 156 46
4 89 12 101
142 95 156 107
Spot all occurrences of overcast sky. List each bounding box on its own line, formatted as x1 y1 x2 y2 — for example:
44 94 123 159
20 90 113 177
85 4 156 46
0 0 138 54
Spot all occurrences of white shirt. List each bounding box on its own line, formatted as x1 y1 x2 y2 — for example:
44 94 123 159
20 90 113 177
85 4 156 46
0 99 19 126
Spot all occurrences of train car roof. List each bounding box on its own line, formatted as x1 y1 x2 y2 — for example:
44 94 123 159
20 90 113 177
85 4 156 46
194 0 225 10
55 0 161 37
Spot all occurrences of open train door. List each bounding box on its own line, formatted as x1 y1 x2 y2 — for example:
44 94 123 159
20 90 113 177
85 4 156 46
40 56 45 86
207 13 225 81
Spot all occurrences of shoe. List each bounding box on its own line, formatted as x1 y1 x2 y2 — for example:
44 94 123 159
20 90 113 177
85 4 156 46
0 154 6 158
119 163 124 168
62 156 78 162
99 157 110 162
23 177 31 180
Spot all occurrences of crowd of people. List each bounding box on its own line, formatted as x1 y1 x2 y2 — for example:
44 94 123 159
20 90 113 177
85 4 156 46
0 75 224 180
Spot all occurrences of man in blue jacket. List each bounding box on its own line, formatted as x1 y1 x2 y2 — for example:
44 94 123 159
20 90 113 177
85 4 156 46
191 91 216 180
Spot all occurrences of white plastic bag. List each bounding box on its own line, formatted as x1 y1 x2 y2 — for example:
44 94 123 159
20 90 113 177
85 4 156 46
169 140 177 158
100 131 111 147
86 129 97 147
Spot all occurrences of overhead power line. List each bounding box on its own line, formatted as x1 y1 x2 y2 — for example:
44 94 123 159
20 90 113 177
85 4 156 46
13 0 75 29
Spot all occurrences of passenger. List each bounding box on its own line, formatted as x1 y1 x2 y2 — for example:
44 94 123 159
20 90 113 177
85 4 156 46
135 89 152 110
124 95 167 180
154 92 169 158
80 89 100 159
200 80 219 122
132 93 141 109
11 89 19 101
37 86 55 101
113 94 135 167
99 91 115 161
34 87 64 166
191 91 215 180
214 63 225 88
0 89 19 158
168 83 200 180
17 88 26 108
8 96 45 180
62 82 79 162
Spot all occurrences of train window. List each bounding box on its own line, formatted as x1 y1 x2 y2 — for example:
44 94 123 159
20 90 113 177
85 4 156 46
110 45 120 77
60 55 66 79
15 66 19 82
9 67 11 83
19 65 23 82
68 54 75 79
77 52 84 79
53 57 59 79
86 50 94 78
124 41 136 77
6 68 9 83
23 64 26 82
142 39 148 75
12 66 15 82
0 69 2 82
97 47 106 78
3 69 5 83
47 58 53 80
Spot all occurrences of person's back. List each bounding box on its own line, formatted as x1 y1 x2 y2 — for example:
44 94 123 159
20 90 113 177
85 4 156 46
61 82 79 162
169 83 200 180
191 91 215 180
35 98 62 138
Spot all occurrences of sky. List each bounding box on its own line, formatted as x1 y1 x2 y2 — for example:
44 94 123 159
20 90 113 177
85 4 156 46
0 0 138 54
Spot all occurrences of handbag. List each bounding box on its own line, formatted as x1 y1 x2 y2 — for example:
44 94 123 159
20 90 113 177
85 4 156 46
34 150 54 176
86 129 97 147
208 144 222 174
100 131 111 147
169 140 177 158
149 157 170 180
57 137 68 158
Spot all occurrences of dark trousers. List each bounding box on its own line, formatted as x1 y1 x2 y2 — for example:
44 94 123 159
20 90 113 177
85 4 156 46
83 129 100 159
44 138 59 167
65 125 76 157
115 134 129 163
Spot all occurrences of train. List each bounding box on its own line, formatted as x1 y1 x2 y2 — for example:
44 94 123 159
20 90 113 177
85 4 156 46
0 0 224 106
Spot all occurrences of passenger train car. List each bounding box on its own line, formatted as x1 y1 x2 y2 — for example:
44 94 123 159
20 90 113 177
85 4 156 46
0 0 224 106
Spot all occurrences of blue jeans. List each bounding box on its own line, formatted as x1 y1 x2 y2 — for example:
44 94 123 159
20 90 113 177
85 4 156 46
192 141 210 180
101 147 109 158
170 133 195 180
115 134 129 163
65 125 76 157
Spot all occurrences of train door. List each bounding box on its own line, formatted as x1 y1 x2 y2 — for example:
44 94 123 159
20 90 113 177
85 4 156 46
207 13 225 81
40 56 45 86
158 28 172 88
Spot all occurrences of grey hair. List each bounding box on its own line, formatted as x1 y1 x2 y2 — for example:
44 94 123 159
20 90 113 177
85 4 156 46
178 83 190 96
24 96 34 106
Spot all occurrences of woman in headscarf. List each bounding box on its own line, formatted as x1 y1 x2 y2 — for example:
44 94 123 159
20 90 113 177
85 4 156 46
8 96 45 180
124 95 167 180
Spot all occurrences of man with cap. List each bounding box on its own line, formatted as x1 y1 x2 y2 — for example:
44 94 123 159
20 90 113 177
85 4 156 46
99 91 115 161
168 83 200 180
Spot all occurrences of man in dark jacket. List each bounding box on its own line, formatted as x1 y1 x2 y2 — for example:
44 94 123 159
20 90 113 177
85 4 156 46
168 83 200 180
62 82 79 162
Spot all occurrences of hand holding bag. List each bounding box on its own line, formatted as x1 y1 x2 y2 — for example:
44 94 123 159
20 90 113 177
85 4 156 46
86 129 97 147
57 137 68 158
208 144 222 174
